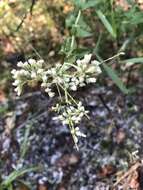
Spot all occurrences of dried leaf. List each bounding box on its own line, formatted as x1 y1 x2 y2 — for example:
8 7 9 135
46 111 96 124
38 184 48 190
56 153 79 168
129 171 140 189
99 165 116 177
0 89 7 103
5 112 16 134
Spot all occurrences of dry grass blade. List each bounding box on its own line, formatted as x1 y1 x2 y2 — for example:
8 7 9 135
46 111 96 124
113 161 142 188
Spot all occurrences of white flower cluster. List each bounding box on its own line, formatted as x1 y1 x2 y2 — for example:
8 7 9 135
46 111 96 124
41 63 62 97
60 54 102 91
11 55 100 148
11 54 102 97
72 127 86 145
52 101 88 147
41 54 102 94
53 101 89 126
11 59 44 96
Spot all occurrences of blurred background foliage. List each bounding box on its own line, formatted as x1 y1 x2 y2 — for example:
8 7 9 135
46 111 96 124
0 0 66 58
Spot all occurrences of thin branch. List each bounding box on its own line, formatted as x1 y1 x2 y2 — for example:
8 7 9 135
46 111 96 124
15 0 37 32
98 94 111 113
113 161 142 188
15 13 27 32
30 0 36 16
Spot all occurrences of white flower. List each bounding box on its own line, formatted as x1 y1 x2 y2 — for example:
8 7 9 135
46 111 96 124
84 54 92 64
47 68 56 75
75 127 86 138
45 87 55 97
86 78 97 83
23 70 29 76
31 71 37 78
41 82 47 87
37 68 44 74
52 103 60 112
11 69 16 74
73 135 78 144
14 86 21 96
70 84 77 91
56 102 88 126
71 77 77 82
45 87 51 93
79 82 86 87
37 59 44 65
23 62 29 67
48 92 55 97
19 70 26 75
96 66 102 74
11 59 47 96
42 74 48 82
91 60 101 66
17 61 24 67
53 76 63 84
78 76 84 83
64 77 70 82
76 54 92 65
28 59 36 65
12 80 20 86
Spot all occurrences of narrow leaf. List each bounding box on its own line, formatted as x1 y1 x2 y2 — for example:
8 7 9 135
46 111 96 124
2 167 38 186
72 0 99 9
102 63 129 94
122 57 143 64
76 27 92 37
96 10 116 38
81 0 99 10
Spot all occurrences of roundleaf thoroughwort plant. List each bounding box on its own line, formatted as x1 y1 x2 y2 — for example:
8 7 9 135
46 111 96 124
11 1 124 150
11 55 102 149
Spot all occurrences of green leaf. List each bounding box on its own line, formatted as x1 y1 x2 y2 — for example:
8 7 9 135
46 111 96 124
74 14 92 37
102 63 129 94
72 0 99 10
60 37 77 56
96 10 116 39
2 167 38 187
78 15 91 30
125 10 143 25
122 57 143 64
75 27 92 37
20 124 32 159
66 14 76 28
81 0 99 10
72 0 84 8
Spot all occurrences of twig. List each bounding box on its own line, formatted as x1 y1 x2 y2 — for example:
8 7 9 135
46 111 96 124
15 0 37 32
113 161 142 188
30 0 36 15
98 93 120 130
15 13 27 32
98 94 111 113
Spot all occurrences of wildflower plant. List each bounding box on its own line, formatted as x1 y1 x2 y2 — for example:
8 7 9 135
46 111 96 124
11 0 127 149
11 53 102 149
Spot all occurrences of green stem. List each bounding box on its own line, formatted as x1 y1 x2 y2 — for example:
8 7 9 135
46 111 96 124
56 83 62 100
101 52 124 63
67 10 81 57
75 10 81 26
70 35 75 50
